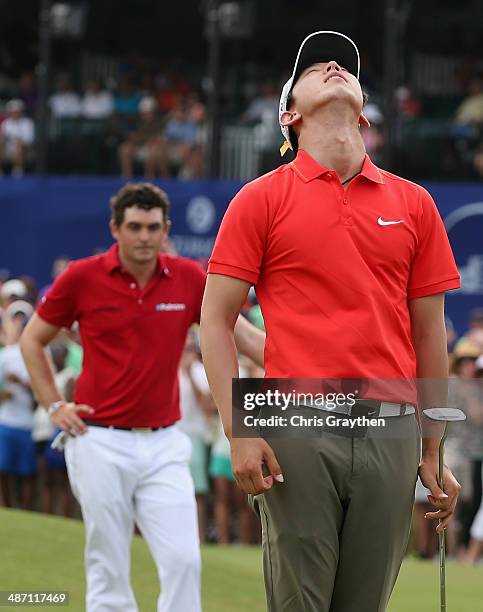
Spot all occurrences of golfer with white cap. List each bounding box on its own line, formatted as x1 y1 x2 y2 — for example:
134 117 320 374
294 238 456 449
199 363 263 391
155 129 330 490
201 31 463 611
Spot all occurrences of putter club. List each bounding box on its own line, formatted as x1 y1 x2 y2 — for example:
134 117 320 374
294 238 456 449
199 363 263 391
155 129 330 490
422 407 466 612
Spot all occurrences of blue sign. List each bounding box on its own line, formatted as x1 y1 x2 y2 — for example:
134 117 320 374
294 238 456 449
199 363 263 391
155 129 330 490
429 185 483 334
0 176 242 284
0 177 481 336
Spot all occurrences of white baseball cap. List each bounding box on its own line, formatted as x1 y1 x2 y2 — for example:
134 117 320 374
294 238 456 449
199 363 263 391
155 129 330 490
5 98 25 113
279 30 365 153
1 279 27 299
138 96 157 113
4 300 34 320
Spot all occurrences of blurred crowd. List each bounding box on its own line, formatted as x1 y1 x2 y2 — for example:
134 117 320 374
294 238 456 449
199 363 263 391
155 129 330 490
0 70 207 179
1 257 483 560
0 66 482 179
449 73 483 180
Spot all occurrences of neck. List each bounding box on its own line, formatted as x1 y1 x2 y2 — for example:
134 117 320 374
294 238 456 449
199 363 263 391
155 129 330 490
297 107 366 183
118 248 158 287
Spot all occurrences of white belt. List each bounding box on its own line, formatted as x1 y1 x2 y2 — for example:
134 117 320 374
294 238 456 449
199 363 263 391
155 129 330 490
306 401 416 418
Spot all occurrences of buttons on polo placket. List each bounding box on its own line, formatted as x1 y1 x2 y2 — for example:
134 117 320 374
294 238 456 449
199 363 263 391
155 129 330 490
341 194 352 226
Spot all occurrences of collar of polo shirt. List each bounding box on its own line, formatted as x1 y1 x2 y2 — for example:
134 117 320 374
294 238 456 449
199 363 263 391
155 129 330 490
292 150 385 184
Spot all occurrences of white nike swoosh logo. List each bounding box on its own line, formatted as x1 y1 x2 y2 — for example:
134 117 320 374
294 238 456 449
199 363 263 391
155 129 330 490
378 217 404 226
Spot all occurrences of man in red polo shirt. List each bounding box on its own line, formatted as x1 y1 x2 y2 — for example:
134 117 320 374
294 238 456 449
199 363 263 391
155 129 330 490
200 31 462 611
20 183 264 612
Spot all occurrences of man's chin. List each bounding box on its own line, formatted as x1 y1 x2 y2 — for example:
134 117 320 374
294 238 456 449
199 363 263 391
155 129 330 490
313 91 361 116
131 251 157 264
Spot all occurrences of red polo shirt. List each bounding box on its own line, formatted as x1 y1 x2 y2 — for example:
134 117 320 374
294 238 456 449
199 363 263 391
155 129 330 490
37 245 206 427
208 151 460 395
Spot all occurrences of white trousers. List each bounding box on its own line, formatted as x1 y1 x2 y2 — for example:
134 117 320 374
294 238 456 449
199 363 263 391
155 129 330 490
65 424 201 612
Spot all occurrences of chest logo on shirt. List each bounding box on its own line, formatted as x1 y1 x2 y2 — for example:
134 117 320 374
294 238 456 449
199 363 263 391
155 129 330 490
377 216 405 226
155 303 186 312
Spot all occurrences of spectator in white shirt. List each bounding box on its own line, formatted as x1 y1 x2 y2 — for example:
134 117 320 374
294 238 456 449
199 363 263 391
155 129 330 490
0 99 34 177
49 75 81 118
81 78 114 119
178 334 216 542
0 301 36 509
243 80 278 125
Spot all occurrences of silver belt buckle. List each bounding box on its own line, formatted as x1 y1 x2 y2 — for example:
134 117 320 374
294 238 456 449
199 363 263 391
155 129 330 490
132 427 152 433
330 403 353 416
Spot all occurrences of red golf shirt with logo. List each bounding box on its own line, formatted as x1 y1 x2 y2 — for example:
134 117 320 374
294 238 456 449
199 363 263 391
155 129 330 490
208 151 460 399
37 245 206 427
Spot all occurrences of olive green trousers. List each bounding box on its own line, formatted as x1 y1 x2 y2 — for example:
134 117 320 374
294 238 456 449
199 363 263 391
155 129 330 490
251 415 420 612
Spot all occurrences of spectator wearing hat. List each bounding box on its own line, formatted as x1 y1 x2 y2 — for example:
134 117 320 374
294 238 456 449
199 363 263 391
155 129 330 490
1 300 32 347
450 339 481 378
0 279 28 310
118 97 166 179
0 99 34 176
0 300 36 509
454 308 483 356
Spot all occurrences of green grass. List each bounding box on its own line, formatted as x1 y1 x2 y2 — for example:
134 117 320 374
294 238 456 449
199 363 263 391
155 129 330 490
0 508 482 611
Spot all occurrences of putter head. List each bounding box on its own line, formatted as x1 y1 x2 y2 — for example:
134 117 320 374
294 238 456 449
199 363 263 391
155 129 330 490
422 407 466 422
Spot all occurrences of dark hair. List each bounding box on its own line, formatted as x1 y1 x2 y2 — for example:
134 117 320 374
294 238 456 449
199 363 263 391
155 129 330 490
110 183 170 226
286 89 370 155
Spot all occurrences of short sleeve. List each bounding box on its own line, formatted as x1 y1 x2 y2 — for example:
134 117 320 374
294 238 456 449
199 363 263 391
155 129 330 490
190 262 207 325
208 181 269 285
408 188 460 299
37 264 80 328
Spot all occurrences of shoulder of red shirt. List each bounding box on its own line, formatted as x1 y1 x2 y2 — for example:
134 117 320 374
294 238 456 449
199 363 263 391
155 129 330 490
52 246 206 279
235 152 438 214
